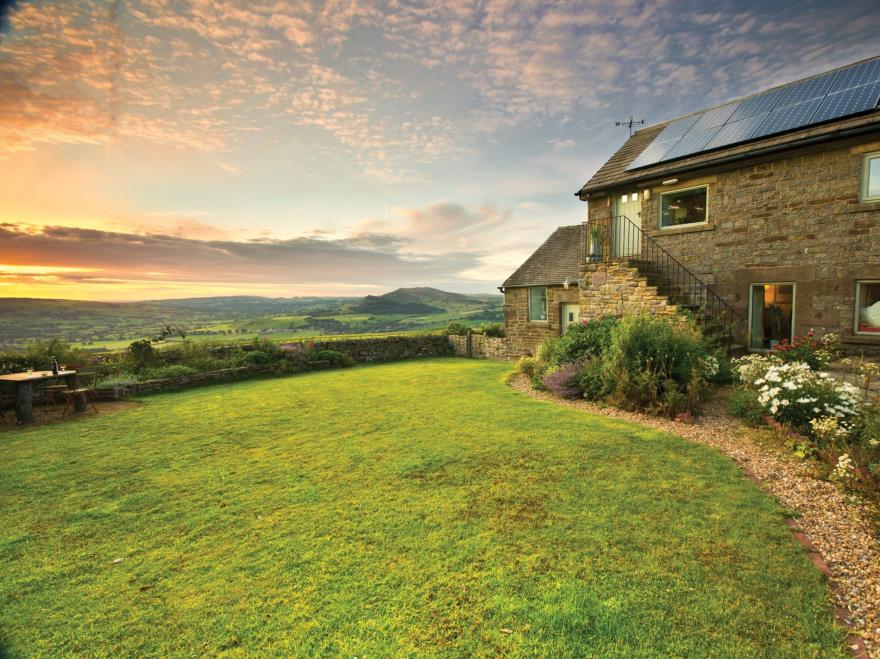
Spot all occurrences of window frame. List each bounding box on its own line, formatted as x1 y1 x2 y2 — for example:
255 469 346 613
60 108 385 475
527 286 548 323
747 282 797 352
861 152 880 203
658 184 710 229
854 280 880 336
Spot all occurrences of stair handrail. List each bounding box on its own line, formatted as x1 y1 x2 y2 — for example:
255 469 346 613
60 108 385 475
587 214 741 351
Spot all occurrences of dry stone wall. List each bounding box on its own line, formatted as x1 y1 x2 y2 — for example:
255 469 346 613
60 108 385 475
448 333 513 360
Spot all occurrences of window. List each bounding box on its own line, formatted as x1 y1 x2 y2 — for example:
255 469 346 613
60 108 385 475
855 281 880 334
528 287 548 321
660 186 708 228
862 153 880 202
749 283 795 351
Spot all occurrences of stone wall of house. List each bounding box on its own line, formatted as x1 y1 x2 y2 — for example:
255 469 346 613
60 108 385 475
503 285 580 356
579 261 678 322
448 333 513 360
587 135 880 354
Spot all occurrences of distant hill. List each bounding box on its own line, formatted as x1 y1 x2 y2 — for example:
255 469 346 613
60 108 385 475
0 288 502 348
350 295 443 315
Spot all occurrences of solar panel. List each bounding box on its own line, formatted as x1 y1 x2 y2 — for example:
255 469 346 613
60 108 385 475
831 58 880 92
728 88 785 122
704 113 768 150
661 127 721 160
653 115 700 143
691 102 740 131
626 138 679 169
777 71 838 107
751 98 822 138
811 80 880 123
624 56 880 171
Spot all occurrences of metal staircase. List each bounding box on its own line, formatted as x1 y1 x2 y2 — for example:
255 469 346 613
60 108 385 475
587 215 742 353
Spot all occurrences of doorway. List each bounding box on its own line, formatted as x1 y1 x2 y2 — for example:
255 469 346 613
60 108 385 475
612 191 642 257
561 304 580 334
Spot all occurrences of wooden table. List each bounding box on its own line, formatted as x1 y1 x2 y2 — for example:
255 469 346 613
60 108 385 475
0 370 79 424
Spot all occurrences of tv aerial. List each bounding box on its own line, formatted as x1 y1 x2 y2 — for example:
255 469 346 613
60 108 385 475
615 116 645 136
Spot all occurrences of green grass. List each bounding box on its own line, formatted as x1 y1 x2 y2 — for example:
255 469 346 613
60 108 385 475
0 359 844 656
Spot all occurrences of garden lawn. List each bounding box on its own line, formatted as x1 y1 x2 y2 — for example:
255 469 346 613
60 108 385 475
0 359 845 657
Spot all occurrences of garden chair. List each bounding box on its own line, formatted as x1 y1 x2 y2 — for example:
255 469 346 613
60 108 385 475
62 371 100 417
42 384 68 406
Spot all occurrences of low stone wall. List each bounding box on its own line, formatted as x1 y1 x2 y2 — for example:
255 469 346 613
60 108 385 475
448 333 514 360
281 335 450 362
94 365 275 400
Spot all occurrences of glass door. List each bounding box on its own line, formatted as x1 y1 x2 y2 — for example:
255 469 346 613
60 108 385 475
749 283 795 350
612 191 641 258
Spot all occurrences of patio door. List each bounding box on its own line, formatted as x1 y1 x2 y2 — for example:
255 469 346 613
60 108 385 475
612 191 641 257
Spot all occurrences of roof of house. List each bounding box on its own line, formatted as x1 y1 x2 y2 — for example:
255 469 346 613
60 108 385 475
502 224 583 289
577 57 880 197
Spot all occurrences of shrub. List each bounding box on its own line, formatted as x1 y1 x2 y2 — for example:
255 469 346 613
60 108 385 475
442 321 471 336
815 332 844 364
733 353 781 385
128 339 157 369
576 357 606 401
752 361 861 436
536 337 558 365
138 365 198 381
244 350 272 365
251 336 283 359
771 331 826 370
602 315 710 416
552 316 618 364
310 349 354 368
98 375 137 388
728 386 765 426
474 322 505 338
516 356 540 380
542 363 581 399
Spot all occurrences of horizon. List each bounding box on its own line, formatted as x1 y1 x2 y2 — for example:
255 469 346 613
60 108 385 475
1 1 878 301
0 285 503 305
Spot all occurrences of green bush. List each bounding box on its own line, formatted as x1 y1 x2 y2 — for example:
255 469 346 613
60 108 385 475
516 356 540 380
474 322 505 338
576 358 606 401
552 317 618 364
138 365 198 381
442 321 471 336
728 386 765 426
98 375 137 388
128 339 157 369
244 350 271 365
310 349 354 368
602 315 710 416
536 337 558 365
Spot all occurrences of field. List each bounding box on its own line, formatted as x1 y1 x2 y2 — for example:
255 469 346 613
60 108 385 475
0 288 502 351
0 359 844 656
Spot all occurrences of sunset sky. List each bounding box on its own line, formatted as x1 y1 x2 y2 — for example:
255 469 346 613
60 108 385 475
0 0 878 301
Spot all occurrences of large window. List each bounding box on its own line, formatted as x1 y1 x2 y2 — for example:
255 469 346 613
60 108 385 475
660 186 708 228
749 283 795 351
863 153 880 202
528 287 548 322
855 281 880 334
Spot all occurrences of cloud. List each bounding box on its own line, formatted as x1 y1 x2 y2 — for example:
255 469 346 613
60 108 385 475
0 221 490 297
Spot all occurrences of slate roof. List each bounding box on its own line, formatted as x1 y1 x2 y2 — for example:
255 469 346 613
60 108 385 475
577 59 880 197
502 224 584 288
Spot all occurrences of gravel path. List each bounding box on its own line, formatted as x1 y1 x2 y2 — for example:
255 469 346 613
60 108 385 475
509 374 880 657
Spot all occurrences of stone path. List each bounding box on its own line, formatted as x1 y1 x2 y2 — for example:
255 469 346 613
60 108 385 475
509 374 879 658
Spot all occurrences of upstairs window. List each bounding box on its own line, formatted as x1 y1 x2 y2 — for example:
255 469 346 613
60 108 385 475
660 186 708 228
528 287 548 321
862 153 880 202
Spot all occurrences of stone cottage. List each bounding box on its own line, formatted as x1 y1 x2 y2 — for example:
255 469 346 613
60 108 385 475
502 55 880 356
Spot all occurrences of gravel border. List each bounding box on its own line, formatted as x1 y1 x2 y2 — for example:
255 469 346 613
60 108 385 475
508 373 880 658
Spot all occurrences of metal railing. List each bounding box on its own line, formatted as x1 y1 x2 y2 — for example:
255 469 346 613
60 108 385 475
586 215 741 352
